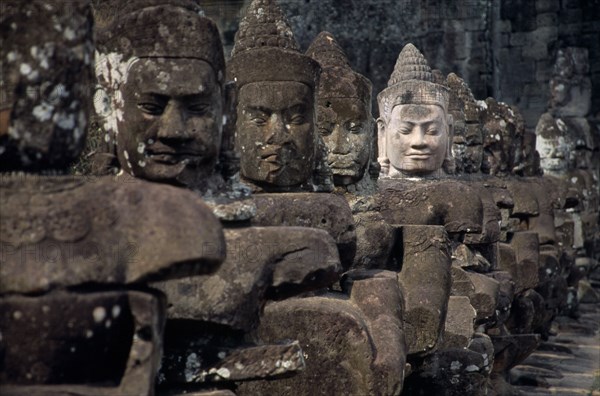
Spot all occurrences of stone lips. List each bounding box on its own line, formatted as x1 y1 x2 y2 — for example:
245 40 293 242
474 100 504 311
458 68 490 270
95 4 225 79
229 47 320 90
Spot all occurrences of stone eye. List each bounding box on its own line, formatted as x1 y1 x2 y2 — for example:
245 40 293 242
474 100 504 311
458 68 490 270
138 102 164 115
318 126 332 136
188 103 210 115
289 114 305 125
251 116 267 126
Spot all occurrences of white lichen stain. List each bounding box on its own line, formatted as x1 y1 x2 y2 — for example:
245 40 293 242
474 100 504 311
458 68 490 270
450 360 462 371
42 305 50 314
85 329 94 338
105 319 112 328
64 27 75 41
70 346 76 353
33 103 54 122
234 362 244 370
54 112 75 130
112 305 121 318
216 367 231 378
185 353 201 382
217 351 226 359
465 364 479 372
137 142 145 154
13 311 23 320
92 306 106 323
20 63 32 75
7 51 17 62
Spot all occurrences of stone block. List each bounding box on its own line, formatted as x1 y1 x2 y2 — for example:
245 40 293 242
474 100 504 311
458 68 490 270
376 179 484 235
536 12 557 27
536 0 560 13
154 227 341 333
250 193 356 269
0 176 226 295
498 233 540 294
451 267 500 322
397 225 451 356
509 32 529 46
240 276 407 396
439 296 476 349
160 340 304 384
0 290 165 396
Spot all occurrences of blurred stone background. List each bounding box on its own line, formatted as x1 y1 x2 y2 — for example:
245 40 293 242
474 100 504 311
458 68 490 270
202 0 600 130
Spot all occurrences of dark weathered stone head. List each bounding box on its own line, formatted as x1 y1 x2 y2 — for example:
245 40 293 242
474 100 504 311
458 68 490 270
94 1 226 189
479 97 525 176
446 73 483 174
377 44 453 179
307 31 376 187
0 0 94 172
229 0 328 191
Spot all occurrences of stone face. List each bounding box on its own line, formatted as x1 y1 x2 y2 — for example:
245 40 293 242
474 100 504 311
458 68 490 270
396 225 452 356
92 1 227 190
0 175 225 295
377 44 452 179
249 193 356 269
229 0 329 192
0 0 94 172
0 289 165 395
307 31 376 189
154 226 341 333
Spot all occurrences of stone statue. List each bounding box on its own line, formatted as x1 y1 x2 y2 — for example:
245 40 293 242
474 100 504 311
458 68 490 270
0 2 227 395
306 31 378 191
377 43 453 179
228 0 331 192
93 0 227 192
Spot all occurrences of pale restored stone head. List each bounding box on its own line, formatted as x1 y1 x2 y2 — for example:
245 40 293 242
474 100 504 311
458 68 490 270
229 0 328 191
307 31 376 187
377 44 453 178
0 0 94 172
94 1 226 189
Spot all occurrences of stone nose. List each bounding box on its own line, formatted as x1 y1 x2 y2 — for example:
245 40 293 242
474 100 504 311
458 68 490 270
157 102 193 142
332 124 351 154
265 113 288 145
408 127 427 149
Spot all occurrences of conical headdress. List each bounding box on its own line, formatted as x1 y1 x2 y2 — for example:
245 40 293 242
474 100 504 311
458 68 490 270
94 0 224 80
377 44 449 119
307 31 371 105
446 73 480 123
228 0 319 89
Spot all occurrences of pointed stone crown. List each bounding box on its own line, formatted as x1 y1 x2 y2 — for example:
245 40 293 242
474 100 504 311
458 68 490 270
446 73 481 123
94 0 224 80
306 31 371 104
377 43 449 119
229 0 319 89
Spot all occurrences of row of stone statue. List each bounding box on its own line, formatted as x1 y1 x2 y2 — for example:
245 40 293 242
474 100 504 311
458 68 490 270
0 0 598 395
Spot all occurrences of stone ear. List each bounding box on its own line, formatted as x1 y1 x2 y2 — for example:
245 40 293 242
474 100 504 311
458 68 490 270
446 113 454 158
376 117 389 174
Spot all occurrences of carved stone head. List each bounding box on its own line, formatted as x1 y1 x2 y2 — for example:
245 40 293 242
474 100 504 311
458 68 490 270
446 73 483 174
0 0 94 172
377 44 452 178
94 1 226 189
307 31 375 187
229 0 326 191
